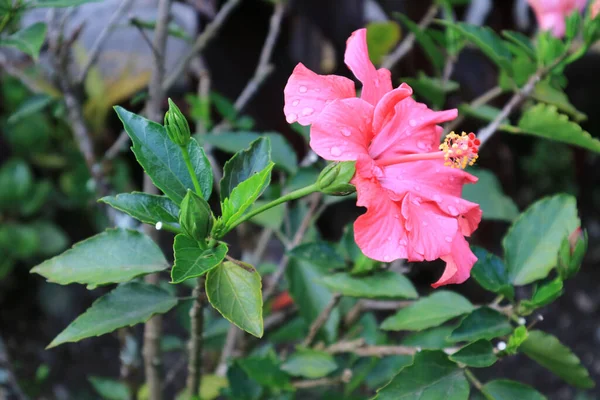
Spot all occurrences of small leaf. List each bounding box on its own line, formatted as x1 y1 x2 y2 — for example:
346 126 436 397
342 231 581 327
88 377 130 400
375 351 469 400
206 261 263 337
462 169 519 222
503 194 580 285
179 190 213 242
502 30 536 59
31 229 168 289
470 247 514 300
482 379 547 400
48 282 177 348
237 352 293 391
220 137 271 199
515 104 600 153
381 291 474 331
449 340 497 368
531 80 586 122
401 326 455 350
114 107 213 203
502 326 528 355
366 21 401 65
449 307 512 343
320 271 417 299
519 278 563 315
403 72 458 109
0 23 47 60
281 348 338 379
521 330 594 388
100 193 179 225
7 94 54 125
289 242 346 271
171 236 227 283
395 13 444 72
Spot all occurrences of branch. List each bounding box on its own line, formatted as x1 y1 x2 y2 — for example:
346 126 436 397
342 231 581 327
302 293 342 347
344 299 413 327
186 277 205 397
0 335 28 400
77 0 135 84
444 85 503 135
326 339 459 358
162 0 241 92
380 4 440 70
292 370 352 389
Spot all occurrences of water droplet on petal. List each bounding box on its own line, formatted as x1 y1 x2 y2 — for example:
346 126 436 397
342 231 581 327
400 239 408 246
445 236 453 243
286 113 298 123
454 199 460 204
433 194 442 202
330 146 342 156
302 107 314 116
422 221 428 226
341 127 352 137
313 88 321 92
447 205 459 216
292 100 299 106
417 141 427 150
414 185 421 191
374 78 380 87
393 214 400 219
411 196 422 206
409 119 417 127
383 254 391 261
299 85 307 93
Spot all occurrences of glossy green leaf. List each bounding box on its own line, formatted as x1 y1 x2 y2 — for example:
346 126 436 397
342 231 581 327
179 190 213 242
0 159 32 212
381 291 474 331
289 242 346 271
220 137 271 199
532 80 586 122
501 31 536 59
395 13 444 72
171 236 227 283
458 104 505 124
470 247 514 300
281 348 338 379
114 107 213 203
32 229 168 289
502 326 528 356
227 362 263 400
206 261 263 337
375 351 469 400
519 278 563 314
202 132 297 174
520 330 594 388
449 307 512 343
31 221 69 257
237 352 293 391
48 282 177 348
89 377 130 400
515 104 600 153
503 194 580 285
366 21 401 65
320 271 417 299
403 72 459 109
482 380 547 400
401 326 455 350
0 23 47 60
365 356 414 390
7 94 54 125
462 169 519 222
100 192 179 225
449 340 497 368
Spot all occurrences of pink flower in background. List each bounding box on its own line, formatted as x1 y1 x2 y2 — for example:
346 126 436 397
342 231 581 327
592 0 600 19
527 0 587 37
283 28 482 287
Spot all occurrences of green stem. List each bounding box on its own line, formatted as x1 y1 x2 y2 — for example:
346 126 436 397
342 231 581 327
229 183 320 230
180 144 203 196
159 222 184 235
464 369 483 392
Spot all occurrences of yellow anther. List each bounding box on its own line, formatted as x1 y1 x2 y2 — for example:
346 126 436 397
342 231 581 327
440 131 480 169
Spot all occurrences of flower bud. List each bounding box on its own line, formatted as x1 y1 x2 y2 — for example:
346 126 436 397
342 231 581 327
316 161 356 196
164 98 191 146
557 227 587 280
179 190 213 243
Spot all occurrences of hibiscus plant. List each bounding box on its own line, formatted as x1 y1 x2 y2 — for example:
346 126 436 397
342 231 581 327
2 0 600 399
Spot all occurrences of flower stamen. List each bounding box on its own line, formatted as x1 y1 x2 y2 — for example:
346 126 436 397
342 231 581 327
440 131 479 169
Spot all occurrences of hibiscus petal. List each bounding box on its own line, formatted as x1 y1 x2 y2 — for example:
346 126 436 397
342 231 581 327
433 233 477 288
372 83 413 133
401 193 458 261
353 175 408 262
310 98 374 161
344 29 393 106
283 63 356 126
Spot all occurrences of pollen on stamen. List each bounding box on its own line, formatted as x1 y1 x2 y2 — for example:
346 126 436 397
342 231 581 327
439 131 479 169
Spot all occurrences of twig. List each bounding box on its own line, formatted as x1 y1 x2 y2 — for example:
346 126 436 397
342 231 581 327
292 370 352 389
186 277 205 397
380 4 440 70
344 299 413 327
302 293 342 347
465 369 484 391
142 2 172 399
264 307 298 332
445 86 503 135
162 0 241 92
0 53 49 94
215 326 241 376
0 335 28 400
325 339 459 358
132 19 163 63
77 0 135 84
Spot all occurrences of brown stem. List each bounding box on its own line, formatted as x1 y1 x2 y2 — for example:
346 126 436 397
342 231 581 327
302 293 342 347
444 86 503 135
186 277 205 397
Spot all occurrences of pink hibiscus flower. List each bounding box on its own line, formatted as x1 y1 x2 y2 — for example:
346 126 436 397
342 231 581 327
527 0 587 37
592 0 600 19
283 29 482 287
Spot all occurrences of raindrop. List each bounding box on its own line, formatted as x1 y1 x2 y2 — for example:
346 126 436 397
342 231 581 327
302 107 314 116
409 119 417 127
374 78 380 87
417 141 427 150
292 99 299 106
393 214 400 219
155 222 163 230
383 254 391 261
445 236 453 243
447 205 459 216
330 147 342 156
400 239 408 246
341 127 352 137
286 113 298 123
414 185 421 191
422 221 428 226
411 196 422 206
299 85 307 93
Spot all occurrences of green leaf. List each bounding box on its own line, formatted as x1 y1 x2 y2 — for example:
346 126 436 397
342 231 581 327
237 352 293 391
381 291 474 331
100 193 179 225
320 271 417 299
29 0 103 7
403 72 459 109
395 13 444 72
247 200 284 230
289 242 346 271
501 31 536 60
459 104 505 124
449 340 497 368
202 132 297 174
31 229 168 289
375 351 469 400
48 282 177 348
206 261 263 337
365 356 414 390
0 159 32 212
171 235 227 283
220 137 271 199
482 380 547 400
519 278 563 314
470 247 514 300
514 104 600 153
281 348 338 379
0 23 47 60
520 330 594 389
89 377 130 400
227 362 263 400
503 194 580 285
531 80 586 122
449 307 512 343
287 259 340 342
7 94 54 125
179 190 213 242
441 21 512 74
366 21 401 65
31 221 69 257
502 326 528 355
401 326 455 350
462 168 519 222
114 107 213 203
